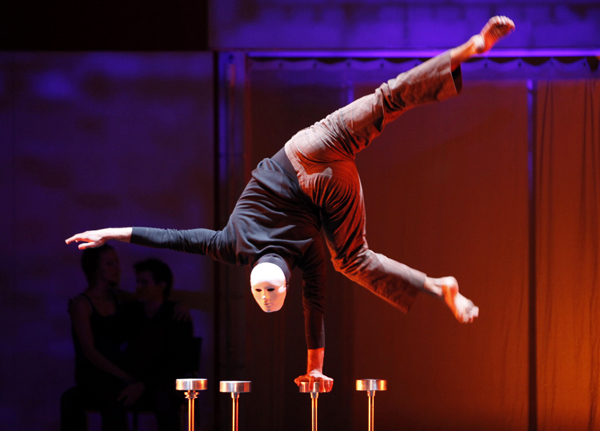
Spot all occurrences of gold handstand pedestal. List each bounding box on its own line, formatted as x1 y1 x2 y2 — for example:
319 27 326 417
299 381 328 431
356 379 387 431
220 381 251 431
176 378 208 431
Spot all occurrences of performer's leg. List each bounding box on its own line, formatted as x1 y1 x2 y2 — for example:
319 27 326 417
312 162 478 323
313 164 423 314
284 16 514 172
285 51 459 173
286 17 514 323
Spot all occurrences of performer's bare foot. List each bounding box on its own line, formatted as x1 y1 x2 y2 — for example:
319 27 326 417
450 16 515 69
442 279 479 323
424 276 479 323
474 16 515 54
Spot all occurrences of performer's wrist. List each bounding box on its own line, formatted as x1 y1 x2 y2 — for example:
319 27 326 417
306 348 325 373
107 227 133 243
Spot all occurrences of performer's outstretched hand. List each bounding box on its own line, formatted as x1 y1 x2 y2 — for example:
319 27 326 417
65 227 132 249
294 370 334 393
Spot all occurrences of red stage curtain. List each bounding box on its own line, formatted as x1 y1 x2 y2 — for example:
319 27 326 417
352 79 529 431
536 80 600 431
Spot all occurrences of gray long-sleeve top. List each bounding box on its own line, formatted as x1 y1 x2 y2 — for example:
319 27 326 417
131 154 327 349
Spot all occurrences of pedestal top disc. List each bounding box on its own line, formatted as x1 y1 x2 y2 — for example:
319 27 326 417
176 379 208 391
356 379 387 391
299 381 328 393
220 381 251 393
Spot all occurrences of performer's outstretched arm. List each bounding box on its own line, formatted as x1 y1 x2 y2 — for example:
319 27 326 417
295 234 334 392
67 226 231 263
68 226 336 390
66 227 132 249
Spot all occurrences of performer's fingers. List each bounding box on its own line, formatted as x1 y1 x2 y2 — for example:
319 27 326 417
78 241 99 250
294 375 310 387
64 234 80 244
65 232 105 249
65 232 94 245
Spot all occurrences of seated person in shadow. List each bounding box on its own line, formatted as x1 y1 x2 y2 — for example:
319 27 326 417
61 244 135 431
120 258 195 431
61 247 194 431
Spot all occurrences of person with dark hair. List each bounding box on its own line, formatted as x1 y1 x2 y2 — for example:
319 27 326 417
133 258 173 300
61 245 133 431
118 258 195 431
66 16 515 392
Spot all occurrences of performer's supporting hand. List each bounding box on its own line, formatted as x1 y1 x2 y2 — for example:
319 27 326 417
294 370 334 392
65 227 133 249
294 347 334 392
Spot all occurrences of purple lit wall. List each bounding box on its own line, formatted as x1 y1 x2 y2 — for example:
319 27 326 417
0 53 215 430
210 0 600 50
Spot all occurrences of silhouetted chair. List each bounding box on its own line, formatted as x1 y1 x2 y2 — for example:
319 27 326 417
61 336 202 431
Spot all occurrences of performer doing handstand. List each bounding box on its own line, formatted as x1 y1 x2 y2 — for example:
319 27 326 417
66 16 515 393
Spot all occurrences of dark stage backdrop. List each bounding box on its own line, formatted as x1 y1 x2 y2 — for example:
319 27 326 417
0 52 215 430
241 57 599 431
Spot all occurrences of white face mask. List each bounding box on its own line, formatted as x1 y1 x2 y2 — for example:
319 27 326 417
250 262 287 313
